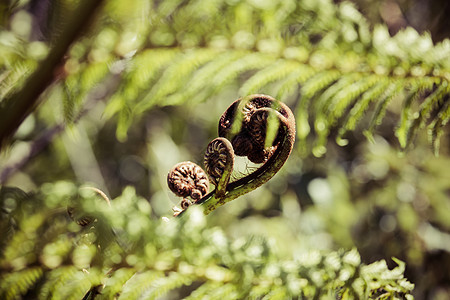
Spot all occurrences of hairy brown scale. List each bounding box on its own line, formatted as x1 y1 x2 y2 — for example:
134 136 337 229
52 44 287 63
248 109 269 146
248 145 276 164
242 101 257 123
231 135 253 156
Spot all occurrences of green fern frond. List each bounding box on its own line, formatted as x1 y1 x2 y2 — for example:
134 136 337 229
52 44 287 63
62 82 76 123
295 70 341 149
103 49 179 118
364 80 405 142
0 62 33 99
116 107 133 142
0 184 414 299
0 267 43 300
117 270 163 299
396 87 424 149
38 266 79 299
209 52 277 96
97 268 135 299
429 99 450 155
405 82 449 150
248 285 273 299
140 272 193 300
238 59 301 96
164 51 244 106
56 269 103 300
2 0 448 152
275 64 315 101
414 82 449 130
134 49 221 112
338 79 390 137
2 213 46 265
360 258 414 299
261 286 288 300
197 282 239 300
328 75 379 126
183 281 222 299
62 61 111 123
311 73 363 152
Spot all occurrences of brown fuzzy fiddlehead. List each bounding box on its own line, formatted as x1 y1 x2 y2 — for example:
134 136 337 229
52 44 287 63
204 137 234 198
167 161 209 214
167 161 209 201
169 94 295 215
218 95 287 164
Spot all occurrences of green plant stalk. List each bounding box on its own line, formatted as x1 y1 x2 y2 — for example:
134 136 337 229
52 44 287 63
198 109 296 214
213 138 235 198
215 168 231 198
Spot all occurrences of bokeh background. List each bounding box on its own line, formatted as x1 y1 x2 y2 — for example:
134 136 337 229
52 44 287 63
1 0 449 298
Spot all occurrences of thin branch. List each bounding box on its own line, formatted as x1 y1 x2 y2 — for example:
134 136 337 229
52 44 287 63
0 1 105 149
0 122 64 184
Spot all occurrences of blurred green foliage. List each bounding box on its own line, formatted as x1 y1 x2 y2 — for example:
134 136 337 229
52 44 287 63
1 184 414 299
0 0 449 298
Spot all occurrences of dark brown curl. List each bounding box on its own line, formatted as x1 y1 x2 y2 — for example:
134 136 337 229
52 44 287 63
167 161 209 202
218 94 287 163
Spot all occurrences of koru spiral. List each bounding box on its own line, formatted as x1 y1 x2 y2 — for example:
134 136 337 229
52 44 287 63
204 137 234 198
167 94 296 215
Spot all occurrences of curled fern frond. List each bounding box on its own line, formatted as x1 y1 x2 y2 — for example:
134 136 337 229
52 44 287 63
168 94 296 214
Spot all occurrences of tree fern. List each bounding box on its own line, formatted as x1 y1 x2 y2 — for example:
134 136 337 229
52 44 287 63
1 0 448 298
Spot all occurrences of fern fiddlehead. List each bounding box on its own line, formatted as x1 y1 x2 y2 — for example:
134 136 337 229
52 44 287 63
167 94 295 215
167 161 210 215
204 137 235 198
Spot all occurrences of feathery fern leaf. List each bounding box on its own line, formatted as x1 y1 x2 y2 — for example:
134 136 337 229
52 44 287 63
338 79 390 138
117 270 163 299
408 82 450 148
238 59 302 96
0 183 414 299
134 49 221 112
62 61 111 123
364 80 405 142
1 0 449 152
38 266 79 299
97 268 135 300
429 99 450 155
140 272 193 300
0 267 43 300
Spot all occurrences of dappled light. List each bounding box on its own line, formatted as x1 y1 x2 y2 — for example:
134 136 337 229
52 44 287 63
1 0 449 299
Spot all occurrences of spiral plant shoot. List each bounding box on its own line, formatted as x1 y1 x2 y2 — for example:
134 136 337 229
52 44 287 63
167 94 296 215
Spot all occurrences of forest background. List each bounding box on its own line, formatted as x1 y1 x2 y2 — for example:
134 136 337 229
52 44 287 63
0 0 449 299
